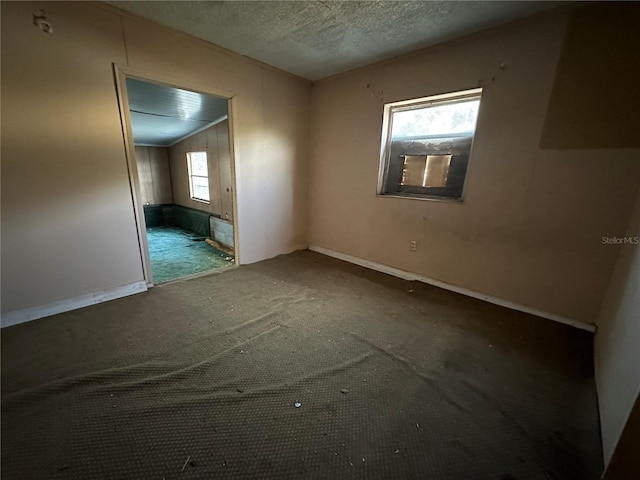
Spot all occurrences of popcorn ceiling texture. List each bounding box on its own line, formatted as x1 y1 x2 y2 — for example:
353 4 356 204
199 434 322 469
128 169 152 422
108 1 561 80
1 251 601 479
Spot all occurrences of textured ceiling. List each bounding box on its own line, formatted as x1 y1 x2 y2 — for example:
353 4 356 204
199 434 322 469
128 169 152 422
126 77 228 146
109 1 562 80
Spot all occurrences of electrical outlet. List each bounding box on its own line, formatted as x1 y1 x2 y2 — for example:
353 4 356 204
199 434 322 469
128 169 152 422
409 241 417 252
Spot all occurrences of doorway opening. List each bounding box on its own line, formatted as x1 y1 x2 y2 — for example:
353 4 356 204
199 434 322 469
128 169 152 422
118 73 238 285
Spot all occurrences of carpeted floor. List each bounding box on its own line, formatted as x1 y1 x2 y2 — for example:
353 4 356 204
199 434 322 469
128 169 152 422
1 250 602 479
147 226 234 283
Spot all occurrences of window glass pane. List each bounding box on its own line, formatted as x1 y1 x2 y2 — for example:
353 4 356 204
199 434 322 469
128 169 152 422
189 152 208 176
187 151 209 201
400 154 453 188
379 89 481 200
191 176 210 201
424 154 452 188
400 155 426 187
391 99 480 139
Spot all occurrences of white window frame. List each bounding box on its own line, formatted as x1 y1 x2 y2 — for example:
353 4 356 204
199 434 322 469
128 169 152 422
377 88 482 202
186 151 210 203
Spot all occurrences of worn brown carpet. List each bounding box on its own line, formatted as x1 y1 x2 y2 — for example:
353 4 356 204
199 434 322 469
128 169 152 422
1 250 602 479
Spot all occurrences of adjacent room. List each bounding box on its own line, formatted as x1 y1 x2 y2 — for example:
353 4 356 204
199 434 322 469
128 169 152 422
126 77 236 284
2 1 638 479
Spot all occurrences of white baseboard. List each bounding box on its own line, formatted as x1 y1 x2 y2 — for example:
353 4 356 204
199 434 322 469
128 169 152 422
1 281 148 328
308 245 596 333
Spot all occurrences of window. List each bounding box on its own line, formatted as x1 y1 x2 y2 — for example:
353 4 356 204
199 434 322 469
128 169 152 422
187 151 209 202
378 88 482 201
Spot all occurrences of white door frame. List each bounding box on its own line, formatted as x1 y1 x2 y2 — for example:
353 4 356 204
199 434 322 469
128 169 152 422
112 64 241 285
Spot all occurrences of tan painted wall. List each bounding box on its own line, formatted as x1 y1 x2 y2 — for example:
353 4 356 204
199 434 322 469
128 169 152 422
308 8 640 325
603 395 640 479
1 2 142 313
134 146 172 205
595 190 640 466
540 3 640 149
120 8 310 264
1 1 309 314
168 120 234 221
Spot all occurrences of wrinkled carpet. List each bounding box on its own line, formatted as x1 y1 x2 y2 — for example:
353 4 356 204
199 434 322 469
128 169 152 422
1 250 602 479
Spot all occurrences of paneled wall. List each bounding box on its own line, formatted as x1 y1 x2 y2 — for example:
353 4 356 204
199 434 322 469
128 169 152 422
540 3 640 149
134 146 172 205
308 6 640 325
595 189 640 466
1 1 309 316
169 120 234 221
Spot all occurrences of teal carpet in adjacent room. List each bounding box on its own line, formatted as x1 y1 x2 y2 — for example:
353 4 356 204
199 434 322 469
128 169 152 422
147 226 234 283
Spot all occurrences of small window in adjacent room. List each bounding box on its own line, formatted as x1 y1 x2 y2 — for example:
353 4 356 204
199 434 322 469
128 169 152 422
187 151 210 202
378 88 482 201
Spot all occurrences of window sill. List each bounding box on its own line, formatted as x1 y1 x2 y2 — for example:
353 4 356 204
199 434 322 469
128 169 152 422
376 193 465 203
191 198 210 205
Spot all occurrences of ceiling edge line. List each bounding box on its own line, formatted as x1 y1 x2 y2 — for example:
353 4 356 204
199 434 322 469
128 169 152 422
130 109 221 123
313 2 574 84
89 1 312 84
168 115 229 147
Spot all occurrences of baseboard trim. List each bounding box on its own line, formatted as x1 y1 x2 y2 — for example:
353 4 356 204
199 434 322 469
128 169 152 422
1 281 148 328
308 245 596 333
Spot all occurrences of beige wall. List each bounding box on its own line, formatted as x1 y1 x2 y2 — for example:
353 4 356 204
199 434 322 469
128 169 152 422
595 190 640 466
1 1 310 314
308 8 640 325
135 146 172 205
540 3 640 149
168 120 234 221
120 8 310 264
1 2 142 313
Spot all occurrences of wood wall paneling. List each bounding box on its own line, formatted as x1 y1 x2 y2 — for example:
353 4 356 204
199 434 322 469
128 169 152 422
135 146 152 204
149 147 173 204
135 146 172 205
217 121 234 222
206 126 223 214
169 120 233 221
